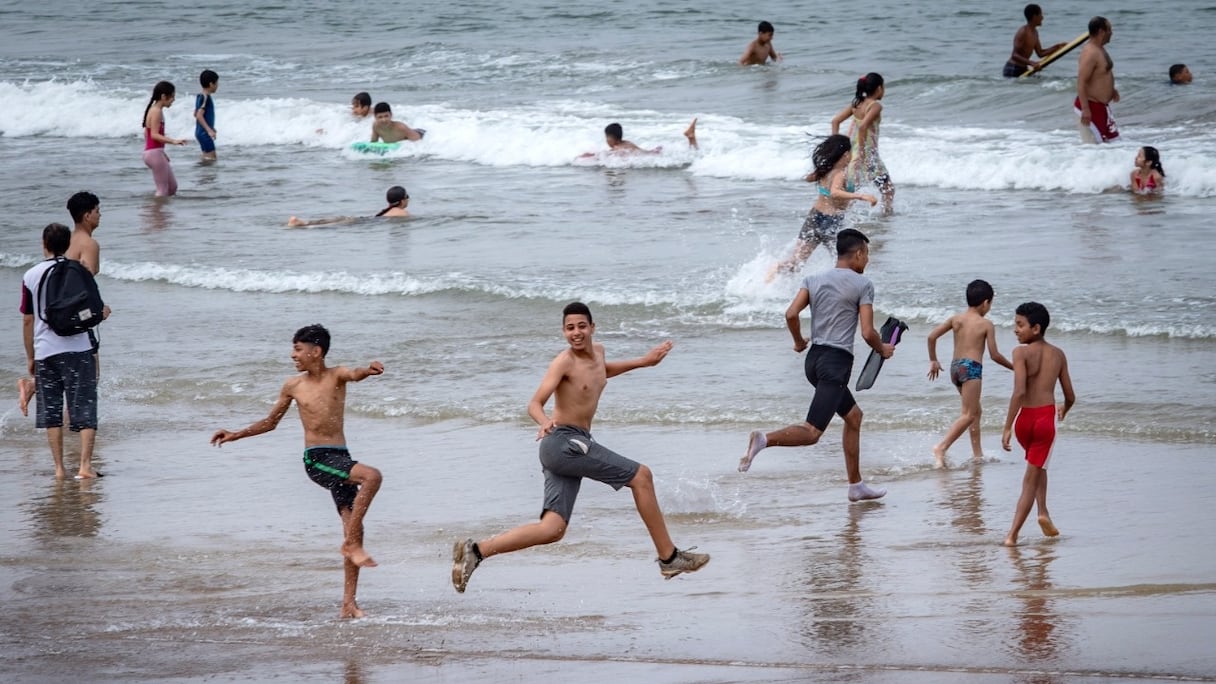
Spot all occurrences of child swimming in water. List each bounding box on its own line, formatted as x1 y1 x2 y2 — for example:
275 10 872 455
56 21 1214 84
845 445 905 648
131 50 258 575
769 134 876 278
578 119 698 157
831 73 893 213
1130 146 1165 195
288 186 410 227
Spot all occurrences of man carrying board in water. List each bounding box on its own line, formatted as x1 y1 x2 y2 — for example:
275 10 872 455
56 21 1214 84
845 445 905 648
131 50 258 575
1004 4 1066 77
1076 16 1119 143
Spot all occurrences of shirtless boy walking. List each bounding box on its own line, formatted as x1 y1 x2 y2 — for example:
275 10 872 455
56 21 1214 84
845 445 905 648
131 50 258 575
450 302 709 593
1076 16 1119 143
211 324 384 618
1001 302 1075 547
927 279 1013 467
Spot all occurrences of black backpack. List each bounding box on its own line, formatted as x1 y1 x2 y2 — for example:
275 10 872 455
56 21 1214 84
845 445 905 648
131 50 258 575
36 257 105 337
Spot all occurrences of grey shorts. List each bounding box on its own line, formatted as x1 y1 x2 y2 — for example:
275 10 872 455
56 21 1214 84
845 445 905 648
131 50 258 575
539 425 640 522
34 350 98 431
797 210 845 246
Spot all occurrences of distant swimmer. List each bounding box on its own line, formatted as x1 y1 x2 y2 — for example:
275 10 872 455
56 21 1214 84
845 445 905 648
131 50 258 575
926 279 1013 468
1169 64 1193 84
739 20 782 66
288 185 410 226
194 69 219 161
370 102 425 143
832 73 894 212
141 81 189 197
769 134 876 279
1076 16 1119 143
578 119 698 158
1001 302 1075 547
1004 4 1066 77
1130 146 1165 195
351 91 372 118
211 324 385 618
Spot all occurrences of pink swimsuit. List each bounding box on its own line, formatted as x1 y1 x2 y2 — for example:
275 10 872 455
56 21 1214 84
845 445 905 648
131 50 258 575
142 118 177 196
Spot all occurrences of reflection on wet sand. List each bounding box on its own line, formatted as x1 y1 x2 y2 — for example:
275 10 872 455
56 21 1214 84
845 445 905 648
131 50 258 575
24 477 104 541
939 464 993 589
798 503 883 652
1008 543 1069 680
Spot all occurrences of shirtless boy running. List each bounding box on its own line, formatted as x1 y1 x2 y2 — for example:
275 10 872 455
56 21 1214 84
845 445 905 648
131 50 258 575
211 324 384 618
1001 302 1075 547
450 302 709 593
927 279 1013 467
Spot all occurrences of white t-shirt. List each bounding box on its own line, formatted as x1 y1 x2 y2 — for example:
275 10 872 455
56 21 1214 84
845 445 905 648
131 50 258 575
20 258 94 360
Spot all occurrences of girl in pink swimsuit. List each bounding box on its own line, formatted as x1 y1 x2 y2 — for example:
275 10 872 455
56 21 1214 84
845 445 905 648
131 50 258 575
1130 146 1165 195
142 81 187 197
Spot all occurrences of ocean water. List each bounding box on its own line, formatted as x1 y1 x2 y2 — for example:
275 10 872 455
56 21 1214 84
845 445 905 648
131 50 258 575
1 0 1214 681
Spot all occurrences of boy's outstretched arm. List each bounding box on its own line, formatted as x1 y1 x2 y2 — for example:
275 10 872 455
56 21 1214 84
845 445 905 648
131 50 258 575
341 361 384 383
925 317 953 379
986 321 1013 370
605 340 673 378
1001 347 1028 451
211 382 294 446
1057 354 1076 420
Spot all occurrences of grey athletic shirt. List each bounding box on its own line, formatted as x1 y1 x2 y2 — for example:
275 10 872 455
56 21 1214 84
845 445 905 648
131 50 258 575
801 267 875 354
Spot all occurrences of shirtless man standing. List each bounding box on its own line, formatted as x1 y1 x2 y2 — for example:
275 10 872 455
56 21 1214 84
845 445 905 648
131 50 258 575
1076 16 1119 143
1004 4 1066 77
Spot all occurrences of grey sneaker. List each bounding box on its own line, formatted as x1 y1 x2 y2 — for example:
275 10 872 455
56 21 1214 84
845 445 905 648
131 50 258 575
451 538 480 593
658 547 710 579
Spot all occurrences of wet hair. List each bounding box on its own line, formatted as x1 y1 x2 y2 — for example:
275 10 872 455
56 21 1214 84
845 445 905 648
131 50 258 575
66 191 100 224
563 301 593 324
376 186 409 216
373 102 391 115
807 134 852 182
142 81 176 128
966 279 995 308
1141 146 1165 177
199 69 218 88
43 223 71 256
604 122 623 141
758 21 774 34
1169 64 1187 83
852 73 884 107
353 92 372 108
1016 301 1050 334
1088 16 1109 36
836 228 870 257
1024 4 1041 21
293 324 331 356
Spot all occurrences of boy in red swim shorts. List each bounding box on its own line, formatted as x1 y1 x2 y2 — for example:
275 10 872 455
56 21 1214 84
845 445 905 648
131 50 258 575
1001 302 1075 546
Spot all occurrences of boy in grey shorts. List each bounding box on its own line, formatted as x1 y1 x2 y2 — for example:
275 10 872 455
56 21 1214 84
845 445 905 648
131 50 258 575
451 302 709 593
738 228 894 502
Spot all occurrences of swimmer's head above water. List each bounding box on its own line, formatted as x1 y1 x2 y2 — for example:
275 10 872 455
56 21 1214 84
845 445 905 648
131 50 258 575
352 92 372 117
604 122 624 145
376 186 410 216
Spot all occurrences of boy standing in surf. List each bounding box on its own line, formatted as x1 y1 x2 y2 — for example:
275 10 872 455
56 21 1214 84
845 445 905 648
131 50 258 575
739 229 893 502
1001 302 1075 547
450 301 709 593
1004 4 1066 77
211 324 384 618
739 21 781 65
194 70 219 161
926 279 1013 467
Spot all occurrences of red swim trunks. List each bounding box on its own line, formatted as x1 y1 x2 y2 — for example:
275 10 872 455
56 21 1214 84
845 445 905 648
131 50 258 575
1074 97 1119 142
1014 404 1056 468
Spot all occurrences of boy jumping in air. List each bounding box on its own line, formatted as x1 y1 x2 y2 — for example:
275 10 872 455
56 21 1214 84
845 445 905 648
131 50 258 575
211 324 384 618
450 302 709 593
1001 302 1075 547
927 279 1013 467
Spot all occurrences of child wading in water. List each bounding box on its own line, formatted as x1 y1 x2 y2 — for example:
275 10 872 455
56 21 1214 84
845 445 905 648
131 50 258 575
211 324 384 618
770 133 877 278
832 73 894 213
926 279 1013 467
1001 302 1075 547
1130 146 1165 195
142 81 188 197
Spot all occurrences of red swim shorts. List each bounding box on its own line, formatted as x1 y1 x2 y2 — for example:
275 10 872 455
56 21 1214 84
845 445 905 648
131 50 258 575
1015 404 1056 469
1074 97 1119 142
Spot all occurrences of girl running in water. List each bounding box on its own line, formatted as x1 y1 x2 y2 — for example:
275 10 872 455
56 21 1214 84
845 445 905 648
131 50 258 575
142 81 188 197
1130 146 1165 195
770 134 877 278
832 73 893 213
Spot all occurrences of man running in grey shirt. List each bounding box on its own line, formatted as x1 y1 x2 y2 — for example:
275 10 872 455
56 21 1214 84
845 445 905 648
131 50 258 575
739 228 894 501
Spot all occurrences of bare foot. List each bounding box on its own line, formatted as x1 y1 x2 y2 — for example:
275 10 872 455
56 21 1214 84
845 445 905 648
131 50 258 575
932 445 946 469
17 378 34 416
1003 535 1018 547
340 602 365 619
683 117 698 148
342 543 378 568
1037 515 1059 537
74 471 101 480
971 452 986 463
54 468 67 480
287 216 304 227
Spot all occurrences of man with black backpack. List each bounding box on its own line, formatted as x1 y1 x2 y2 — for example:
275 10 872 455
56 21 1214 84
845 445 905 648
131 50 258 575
19 223 109 479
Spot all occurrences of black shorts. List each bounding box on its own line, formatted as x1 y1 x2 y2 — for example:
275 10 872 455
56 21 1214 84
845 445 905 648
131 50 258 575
303 446 360 512
804 345 857 431
34 350 98 431
1003 62 1028 78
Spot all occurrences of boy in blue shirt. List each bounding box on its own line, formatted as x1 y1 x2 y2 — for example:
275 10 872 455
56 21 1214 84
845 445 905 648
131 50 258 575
194 69 219 161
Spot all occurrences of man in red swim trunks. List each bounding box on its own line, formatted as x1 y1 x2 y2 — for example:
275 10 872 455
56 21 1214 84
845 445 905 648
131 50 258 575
1076 16 1119 143
1001 302 1076 547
